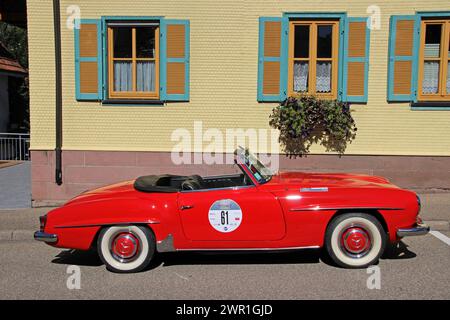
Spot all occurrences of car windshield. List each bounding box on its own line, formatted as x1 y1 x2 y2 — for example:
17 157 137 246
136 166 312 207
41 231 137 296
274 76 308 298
235 147 273 183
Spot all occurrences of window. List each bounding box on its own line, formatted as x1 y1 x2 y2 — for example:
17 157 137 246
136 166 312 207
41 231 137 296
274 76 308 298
258 16 369 103
288 20 339 99
75 18 189 102
107 23 159 99
418 19 450 101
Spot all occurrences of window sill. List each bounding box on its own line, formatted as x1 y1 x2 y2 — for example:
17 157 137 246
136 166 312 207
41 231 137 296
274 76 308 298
102 99 165 106
411 102 450 111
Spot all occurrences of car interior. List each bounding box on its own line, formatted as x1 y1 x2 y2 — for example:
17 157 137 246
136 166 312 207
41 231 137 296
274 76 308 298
134 172 254 193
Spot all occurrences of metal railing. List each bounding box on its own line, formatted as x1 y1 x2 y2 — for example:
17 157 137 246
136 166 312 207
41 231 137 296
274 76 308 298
0 133 30 161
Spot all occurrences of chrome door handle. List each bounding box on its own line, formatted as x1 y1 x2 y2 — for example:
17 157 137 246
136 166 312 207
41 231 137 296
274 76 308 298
180 205 194 210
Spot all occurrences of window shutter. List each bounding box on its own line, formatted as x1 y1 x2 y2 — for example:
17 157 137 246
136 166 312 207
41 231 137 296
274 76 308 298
387 15 420 102
161 19 190 101
74 19 103 100
342 17 370 103
257 17 288 102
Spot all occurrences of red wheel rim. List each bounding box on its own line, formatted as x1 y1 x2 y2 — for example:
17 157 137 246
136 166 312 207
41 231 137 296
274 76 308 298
339 225 372 258
111 232 140 261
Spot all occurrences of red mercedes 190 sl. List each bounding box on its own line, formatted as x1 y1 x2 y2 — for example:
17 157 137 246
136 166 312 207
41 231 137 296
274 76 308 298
35 148 429 273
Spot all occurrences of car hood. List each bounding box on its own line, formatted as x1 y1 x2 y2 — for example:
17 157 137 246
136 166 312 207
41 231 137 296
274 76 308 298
266 171 398 189
64 180 136 206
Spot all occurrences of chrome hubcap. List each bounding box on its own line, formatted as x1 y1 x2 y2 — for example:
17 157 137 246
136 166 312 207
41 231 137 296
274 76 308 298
339 225 372 258
110 232 140 263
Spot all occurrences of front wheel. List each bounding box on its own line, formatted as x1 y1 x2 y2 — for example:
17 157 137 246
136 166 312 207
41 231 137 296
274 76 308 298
97 225 155 273
325 213 386 268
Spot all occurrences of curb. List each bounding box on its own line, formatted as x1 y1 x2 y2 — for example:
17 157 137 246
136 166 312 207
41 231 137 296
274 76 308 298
0 220 448 242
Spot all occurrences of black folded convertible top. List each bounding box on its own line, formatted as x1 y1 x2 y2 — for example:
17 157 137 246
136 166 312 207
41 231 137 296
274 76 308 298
133 174 182 193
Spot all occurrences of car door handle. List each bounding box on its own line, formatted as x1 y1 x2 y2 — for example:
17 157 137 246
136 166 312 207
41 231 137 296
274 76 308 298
180 205 194 210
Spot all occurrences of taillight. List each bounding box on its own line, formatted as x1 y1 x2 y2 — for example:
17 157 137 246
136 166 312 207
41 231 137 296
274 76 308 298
39 215 47 231
416 215 423 225
415 194 422 224
416 194 421 212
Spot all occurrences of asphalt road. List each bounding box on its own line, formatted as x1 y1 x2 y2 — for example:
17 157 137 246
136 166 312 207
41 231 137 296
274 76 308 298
0 232 448 300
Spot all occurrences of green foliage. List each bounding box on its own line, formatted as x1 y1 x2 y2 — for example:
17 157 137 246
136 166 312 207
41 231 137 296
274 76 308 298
0 22 28 68
269 95 357 156
0 22 29 131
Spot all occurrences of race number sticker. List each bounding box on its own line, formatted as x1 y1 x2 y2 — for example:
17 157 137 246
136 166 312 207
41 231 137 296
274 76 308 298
208 199 242 233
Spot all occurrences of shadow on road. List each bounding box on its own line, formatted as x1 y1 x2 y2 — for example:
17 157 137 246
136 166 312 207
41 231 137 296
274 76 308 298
50 241 416 272
51 248 326 270
158 249 323 268
381 241 417 260
52 249 103 267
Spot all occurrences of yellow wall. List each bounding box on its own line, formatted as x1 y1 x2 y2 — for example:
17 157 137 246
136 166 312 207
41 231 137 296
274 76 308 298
27 0 450 155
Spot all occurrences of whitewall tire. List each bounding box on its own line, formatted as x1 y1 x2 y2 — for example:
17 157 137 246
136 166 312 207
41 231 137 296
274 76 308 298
97 225 155 273
325 213 386 268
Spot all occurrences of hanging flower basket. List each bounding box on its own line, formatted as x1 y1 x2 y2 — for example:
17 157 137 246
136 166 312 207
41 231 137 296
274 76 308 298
269 95 357 157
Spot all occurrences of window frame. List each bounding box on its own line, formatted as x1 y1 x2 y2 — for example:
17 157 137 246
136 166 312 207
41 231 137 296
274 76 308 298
417 19 450 101
107 22 160 100
288 19 339 99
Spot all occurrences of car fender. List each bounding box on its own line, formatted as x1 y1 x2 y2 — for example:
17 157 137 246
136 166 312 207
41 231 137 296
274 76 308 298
44 193 180 250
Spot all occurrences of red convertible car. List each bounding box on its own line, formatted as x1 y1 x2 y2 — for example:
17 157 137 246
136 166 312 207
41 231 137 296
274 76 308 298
35 148 429 273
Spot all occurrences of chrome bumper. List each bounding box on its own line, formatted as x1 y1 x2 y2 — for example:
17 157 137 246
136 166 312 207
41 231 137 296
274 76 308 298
397 223 430 238
34 231 58 243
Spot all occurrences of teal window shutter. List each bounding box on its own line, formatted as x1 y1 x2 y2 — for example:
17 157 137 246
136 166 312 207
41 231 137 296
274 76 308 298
342 17 370 103
387 15 420 102
160 19 190 101
257 17 288 102
74 19 103 100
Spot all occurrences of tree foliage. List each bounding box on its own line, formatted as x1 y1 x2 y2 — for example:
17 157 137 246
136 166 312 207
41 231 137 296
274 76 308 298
0 22 29 131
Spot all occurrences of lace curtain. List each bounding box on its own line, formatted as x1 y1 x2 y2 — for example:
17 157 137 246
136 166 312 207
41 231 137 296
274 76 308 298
422 62 439 94
316 62 331 93
114 61 155 92
137 62 155 92
421 41 442 94
114 62 132 92
293 62 308 92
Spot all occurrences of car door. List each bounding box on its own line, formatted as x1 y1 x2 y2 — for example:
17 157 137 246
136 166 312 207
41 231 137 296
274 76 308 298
177 186 286 241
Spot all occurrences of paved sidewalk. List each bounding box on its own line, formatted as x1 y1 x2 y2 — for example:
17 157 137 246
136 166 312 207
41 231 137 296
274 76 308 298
0 192 448 241
0 162 31 209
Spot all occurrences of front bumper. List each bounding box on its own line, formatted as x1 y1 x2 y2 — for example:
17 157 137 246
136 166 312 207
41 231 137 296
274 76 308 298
34 231 58 243
396 223 430 238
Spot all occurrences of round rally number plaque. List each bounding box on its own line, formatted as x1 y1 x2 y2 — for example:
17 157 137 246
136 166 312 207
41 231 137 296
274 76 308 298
208 199 242 233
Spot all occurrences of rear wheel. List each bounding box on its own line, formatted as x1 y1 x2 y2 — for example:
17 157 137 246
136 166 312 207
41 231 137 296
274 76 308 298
325 213 386 268
97 225 155 273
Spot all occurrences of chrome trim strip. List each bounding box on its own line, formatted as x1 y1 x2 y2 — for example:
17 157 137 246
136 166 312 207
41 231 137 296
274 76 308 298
300 187 328 192
397 224 430 237
54 220 160 229
177 245 320 251
203 173 246 180
156 234 176 252
290 207 403 212
180 185 255 193
34 231 58 243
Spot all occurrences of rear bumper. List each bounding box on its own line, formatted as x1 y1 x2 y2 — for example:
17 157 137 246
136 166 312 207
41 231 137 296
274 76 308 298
396 223 430 238
34 231 58 243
